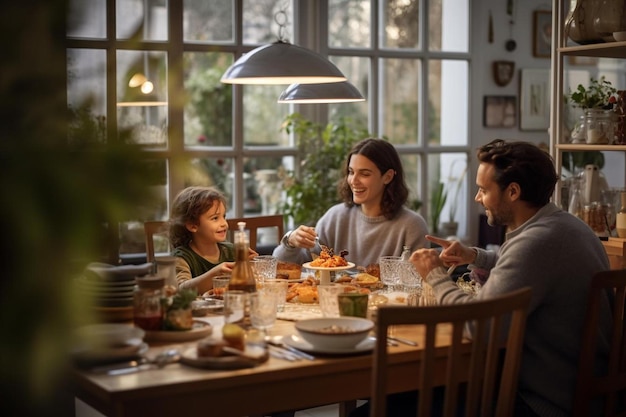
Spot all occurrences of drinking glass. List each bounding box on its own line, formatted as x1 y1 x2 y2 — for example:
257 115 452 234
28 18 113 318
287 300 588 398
317 284 344 317
259 279 288 312
223 290 246 324
211 275 230 299
249 290 279 335
401 261 422 294
379 256 403 292
250 255 278 284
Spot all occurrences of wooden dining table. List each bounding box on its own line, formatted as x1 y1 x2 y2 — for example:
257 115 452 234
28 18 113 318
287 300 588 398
71 312 463 417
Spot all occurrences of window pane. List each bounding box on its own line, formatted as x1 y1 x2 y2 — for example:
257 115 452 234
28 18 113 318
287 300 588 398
381 58 420 145
117 50 168 146
185 158 235 212
428 59 468 146
328 0 371 48
243 0 294 45
119 159 168 256
429 0 469 52
67 49 107 144
427 152 468 237
184 0 233 42
243 86 290 146
328 56 369 126
67 0 106 38
117 0 168 41
184 52 233 147
399 153 422 213
382 0 419 49
248 157 294 215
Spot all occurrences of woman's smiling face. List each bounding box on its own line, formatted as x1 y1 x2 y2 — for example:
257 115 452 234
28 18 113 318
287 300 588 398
348 154 392 211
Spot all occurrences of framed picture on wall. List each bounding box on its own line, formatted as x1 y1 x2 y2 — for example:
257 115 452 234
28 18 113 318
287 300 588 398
519 69 550 131
483 96 516 128
533 10 552 58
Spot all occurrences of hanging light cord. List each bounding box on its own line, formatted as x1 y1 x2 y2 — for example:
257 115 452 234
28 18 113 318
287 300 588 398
275 3 289 42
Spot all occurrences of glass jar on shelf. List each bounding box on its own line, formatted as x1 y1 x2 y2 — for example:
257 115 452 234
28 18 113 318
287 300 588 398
585 109 614 144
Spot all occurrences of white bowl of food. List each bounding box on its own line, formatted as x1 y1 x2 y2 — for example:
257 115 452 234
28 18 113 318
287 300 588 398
295 317 374 350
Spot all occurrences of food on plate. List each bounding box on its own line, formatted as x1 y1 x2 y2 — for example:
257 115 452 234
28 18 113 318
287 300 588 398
197 338 226 357
163 289 196 330
335 274 353 284
196 323 246 358
309 245 349 268
277 261 302 280
352 272 380 287
222 323 246 351
364 263 380 278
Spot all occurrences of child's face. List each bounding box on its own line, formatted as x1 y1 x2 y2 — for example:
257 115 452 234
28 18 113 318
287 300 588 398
194 201 228 243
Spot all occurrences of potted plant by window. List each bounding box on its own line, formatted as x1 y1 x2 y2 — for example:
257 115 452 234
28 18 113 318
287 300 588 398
278 113 371 226
439 161 467 238
568 76 617 144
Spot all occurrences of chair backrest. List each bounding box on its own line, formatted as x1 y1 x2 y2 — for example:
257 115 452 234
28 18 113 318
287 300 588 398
573 269 626 417
227 215 284 253
144 220 169 263
370 287 532 417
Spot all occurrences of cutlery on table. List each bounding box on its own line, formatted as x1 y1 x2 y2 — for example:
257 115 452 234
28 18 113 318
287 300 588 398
388 336 418 346
265 336 315 361
97 349 181 375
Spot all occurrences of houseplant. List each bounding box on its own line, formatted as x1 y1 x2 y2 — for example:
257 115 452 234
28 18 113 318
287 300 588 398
439 160 467 237
278 113 371 226
568 76 617 144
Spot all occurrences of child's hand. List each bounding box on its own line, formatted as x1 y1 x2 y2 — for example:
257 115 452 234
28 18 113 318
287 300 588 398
214 262 234 276
247 248 259 259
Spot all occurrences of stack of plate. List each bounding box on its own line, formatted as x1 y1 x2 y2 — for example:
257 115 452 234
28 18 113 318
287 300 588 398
75 262 154 308
72 323 147 366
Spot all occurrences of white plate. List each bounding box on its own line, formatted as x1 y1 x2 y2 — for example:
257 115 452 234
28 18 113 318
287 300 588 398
302 262 356 271
282 334 375 355
72 341 148 364
180 345 269 370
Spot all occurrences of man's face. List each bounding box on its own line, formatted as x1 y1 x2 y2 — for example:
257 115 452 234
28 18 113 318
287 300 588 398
474 162 514 227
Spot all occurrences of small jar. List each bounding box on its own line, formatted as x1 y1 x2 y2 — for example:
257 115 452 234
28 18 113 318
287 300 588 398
133 276 165 331
585 109 614 144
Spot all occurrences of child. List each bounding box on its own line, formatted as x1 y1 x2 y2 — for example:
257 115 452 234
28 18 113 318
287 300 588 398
169 186 257 295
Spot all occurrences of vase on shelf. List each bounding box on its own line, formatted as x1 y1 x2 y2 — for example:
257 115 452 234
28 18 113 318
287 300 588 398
571 114 587 143
565 0 604 44
593 0 626 42
585 108 615 144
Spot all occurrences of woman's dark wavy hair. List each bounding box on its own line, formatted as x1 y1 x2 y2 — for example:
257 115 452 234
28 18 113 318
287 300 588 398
339 138 409 220
477 139 558 207
169 186 227 248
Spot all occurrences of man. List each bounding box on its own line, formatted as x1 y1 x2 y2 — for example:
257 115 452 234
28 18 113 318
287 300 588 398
411 139 611 416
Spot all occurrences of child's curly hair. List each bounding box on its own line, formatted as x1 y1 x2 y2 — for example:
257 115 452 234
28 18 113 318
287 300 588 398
169 186 227 247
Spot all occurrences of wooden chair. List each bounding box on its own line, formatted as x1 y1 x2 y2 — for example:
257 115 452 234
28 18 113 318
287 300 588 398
144 220 169 263
370 287 532 417
573 269 626 417
227 215 284 253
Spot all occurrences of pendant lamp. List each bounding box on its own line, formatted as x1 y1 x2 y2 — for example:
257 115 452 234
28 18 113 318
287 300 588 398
117 72 167 107
220 40 347 85
278 81 365 103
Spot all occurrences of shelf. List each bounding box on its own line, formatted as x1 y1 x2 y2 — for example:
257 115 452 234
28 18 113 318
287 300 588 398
558 41 626 58
556 144 626 152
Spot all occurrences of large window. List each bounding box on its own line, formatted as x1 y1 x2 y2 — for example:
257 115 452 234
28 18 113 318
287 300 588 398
66 0 470 258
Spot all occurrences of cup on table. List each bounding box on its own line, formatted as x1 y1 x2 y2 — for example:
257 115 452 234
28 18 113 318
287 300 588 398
400 261 422 294
249 290 279 334
212 275 230 299
379 256 403 292
317 284 345 318
338 292 369 318
223 290 246 324
250 255 278 284
259 279 288 312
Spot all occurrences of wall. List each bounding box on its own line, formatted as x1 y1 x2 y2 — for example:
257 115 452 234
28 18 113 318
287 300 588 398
467 0 553 243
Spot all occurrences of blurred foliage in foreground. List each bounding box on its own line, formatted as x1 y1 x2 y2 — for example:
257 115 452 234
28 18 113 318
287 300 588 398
0 2 156 415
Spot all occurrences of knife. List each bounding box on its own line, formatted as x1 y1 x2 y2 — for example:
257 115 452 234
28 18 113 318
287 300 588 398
91 359 147 374
107 363 156 375
388 336 418 347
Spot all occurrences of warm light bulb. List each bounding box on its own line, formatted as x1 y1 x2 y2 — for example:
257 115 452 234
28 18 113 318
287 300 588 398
140 81 154 94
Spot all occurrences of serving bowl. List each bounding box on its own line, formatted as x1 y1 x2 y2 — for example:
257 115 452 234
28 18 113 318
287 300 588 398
295 317 374 350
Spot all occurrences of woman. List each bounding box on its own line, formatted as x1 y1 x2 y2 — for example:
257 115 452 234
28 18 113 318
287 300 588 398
169 186 257 294
273 137 428 267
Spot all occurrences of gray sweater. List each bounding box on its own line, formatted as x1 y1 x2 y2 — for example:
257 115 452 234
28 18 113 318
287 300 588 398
427 203 612 417
273 203 429 267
